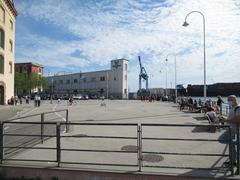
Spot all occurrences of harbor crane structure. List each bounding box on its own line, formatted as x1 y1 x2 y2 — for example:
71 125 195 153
138 56 150 97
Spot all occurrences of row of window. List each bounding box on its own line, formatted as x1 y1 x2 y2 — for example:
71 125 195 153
0 55 12 74
54 76 124 84
0 5 14 30
0 28 13 51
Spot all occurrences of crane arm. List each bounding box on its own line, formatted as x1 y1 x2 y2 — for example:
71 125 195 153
138 56 143 73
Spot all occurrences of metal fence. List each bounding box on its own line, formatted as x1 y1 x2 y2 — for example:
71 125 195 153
2 109 68 158
0 122 236 176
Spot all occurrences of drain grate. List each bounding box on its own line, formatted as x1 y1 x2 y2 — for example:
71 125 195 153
143 154 164 162
121 145 138 152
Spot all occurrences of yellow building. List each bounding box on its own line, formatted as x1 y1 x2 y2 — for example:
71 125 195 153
0 0 17 105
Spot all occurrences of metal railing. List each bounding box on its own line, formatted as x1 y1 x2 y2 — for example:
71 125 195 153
0 122 236 176
2 109 68 158
221 103 229 116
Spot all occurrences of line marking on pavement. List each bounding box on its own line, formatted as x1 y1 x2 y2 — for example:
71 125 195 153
53 103 68 133
4 126 9 130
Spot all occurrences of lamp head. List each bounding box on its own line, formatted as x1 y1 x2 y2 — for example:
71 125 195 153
165 58 168 62
182 21 189 27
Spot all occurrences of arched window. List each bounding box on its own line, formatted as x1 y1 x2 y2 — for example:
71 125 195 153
0 55 4 74
0 29 4 49
0 6 5 23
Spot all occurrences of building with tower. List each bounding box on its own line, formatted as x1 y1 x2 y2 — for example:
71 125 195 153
0 0 17 105
46 59 128 99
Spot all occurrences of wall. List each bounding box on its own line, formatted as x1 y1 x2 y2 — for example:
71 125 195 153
0 0 16 104
0 166 225 180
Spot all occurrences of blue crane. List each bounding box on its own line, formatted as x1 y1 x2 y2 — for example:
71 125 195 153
138 56 149 92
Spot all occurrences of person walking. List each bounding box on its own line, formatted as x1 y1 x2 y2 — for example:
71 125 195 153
217 95 224 115
222 95 240 166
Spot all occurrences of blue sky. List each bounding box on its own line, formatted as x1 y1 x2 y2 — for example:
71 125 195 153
14 0 240 91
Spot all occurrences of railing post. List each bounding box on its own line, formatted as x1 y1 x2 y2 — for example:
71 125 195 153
56 122 61 167
236 124 240 175
0 122 4 164
65 109 69 133
41 113 44 144
228 126 234 176
137 124 142 172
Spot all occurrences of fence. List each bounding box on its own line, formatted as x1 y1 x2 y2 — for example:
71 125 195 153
2 109 68 158
221 103 229 116
0 122 237 176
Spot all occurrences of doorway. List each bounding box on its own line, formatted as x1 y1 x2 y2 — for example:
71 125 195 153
0 85 4 105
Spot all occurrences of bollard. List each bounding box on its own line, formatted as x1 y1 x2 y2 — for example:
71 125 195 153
0 122 3 164
56 122 61 167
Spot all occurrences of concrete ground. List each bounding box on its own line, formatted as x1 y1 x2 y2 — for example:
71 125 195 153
1 100 239 178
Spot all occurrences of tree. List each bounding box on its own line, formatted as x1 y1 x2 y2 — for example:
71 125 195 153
14 72 49 95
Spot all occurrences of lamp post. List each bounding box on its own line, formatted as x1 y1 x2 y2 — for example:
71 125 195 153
106 71 109 99
166 53 177 103
50 78 53 104
165 59 168 97
183 10 206 102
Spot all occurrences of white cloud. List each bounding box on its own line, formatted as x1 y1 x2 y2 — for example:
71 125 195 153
14 0 240 91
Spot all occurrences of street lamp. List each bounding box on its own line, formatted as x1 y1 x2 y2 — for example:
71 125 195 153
165 58 168 97
106 71 109 99
183 10 206 102
166 53 177 103
50 78 53 104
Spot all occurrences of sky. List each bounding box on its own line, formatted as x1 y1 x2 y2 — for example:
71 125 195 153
14 0 240 91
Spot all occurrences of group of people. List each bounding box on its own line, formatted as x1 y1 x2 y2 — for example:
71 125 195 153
180 95 240 167
34 94 41 107
7 96 23 105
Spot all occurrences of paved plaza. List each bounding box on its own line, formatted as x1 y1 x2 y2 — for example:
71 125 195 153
1 100 239 178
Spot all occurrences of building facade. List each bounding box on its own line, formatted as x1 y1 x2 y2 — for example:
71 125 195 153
15 62 44 93
0 0 17 105
47 59 128 99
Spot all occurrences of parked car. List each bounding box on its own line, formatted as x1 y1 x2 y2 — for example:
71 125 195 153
89 94 98 99
83 94 89 100
73 94 83 100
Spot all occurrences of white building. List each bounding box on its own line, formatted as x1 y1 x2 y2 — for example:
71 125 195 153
47 59 128 99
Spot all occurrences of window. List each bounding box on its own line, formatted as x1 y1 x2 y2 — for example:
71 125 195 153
100 76 105 81
125 75 127 80
91 77 96 82
125 64 127 71
9 40 13 52
114 77 116 81
83 78 87 82
0 29 4 49
66 80 70 84
10 20 13 30
9 62 12 73
39 68 42 73
0 55 4 74
59 80 63 84
74 79 78 83
124 89 127 94
0 6 5 23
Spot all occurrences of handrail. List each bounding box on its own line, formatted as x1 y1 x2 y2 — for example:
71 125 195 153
5 109 68 122
0 122 235 176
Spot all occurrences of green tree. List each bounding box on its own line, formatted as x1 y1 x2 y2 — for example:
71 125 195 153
15 72 49 95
